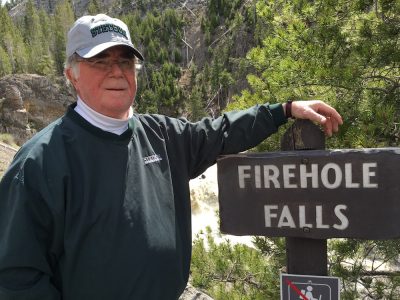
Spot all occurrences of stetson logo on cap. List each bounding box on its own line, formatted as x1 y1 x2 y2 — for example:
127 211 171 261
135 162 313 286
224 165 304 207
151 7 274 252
90 24 128 39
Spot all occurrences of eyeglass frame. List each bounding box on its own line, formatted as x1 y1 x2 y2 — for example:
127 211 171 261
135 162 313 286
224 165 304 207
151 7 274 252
72 53 142 73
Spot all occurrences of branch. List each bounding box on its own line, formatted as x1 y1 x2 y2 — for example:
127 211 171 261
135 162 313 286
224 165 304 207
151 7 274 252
364 87 391 93
362 75 399 85
0 141 18 152
209 27 234 47
296 81 395 94
205 85 222 110
180 1 196 17
360 271 400 277
212 273 263 289
170 30 193 49
297 82 355 91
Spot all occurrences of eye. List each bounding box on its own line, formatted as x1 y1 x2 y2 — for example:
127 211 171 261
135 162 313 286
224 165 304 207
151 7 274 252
92 58 109 68
119 58 134 69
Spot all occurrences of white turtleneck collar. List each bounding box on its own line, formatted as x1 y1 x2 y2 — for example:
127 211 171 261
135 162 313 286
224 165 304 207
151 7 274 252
74 97 134 135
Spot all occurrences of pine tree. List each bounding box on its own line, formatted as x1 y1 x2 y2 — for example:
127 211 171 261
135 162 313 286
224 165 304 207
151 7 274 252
54 0 75 75
0 5 28 73
0 46 12 76
23 0 47 73
87 0 101 15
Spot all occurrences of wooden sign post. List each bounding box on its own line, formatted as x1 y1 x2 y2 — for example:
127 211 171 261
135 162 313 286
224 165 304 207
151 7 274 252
281 120 327 276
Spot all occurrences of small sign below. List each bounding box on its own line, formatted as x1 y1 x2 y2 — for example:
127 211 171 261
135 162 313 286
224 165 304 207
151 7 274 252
281 273 340 300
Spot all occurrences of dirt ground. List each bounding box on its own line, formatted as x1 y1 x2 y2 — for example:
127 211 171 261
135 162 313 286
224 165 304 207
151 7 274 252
0 142 17 179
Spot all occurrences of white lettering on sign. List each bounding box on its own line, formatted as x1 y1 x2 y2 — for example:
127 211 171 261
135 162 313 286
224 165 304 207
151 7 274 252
283 165 297 188
264 165 280 188
345 163 359 188
333 205 349 230
238 165 251 188
300 164 318 188
238 162 378 189
299 206 312 228
278 206 296 228
264 204 349 230
321 163 342 189
363 163 378 188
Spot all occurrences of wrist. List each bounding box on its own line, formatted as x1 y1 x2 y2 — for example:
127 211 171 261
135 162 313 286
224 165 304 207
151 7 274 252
285 100 294 119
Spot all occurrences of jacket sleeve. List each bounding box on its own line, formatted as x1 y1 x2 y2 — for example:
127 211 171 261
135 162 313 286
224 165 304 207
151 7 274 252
164 103 287 179
0 158 63 300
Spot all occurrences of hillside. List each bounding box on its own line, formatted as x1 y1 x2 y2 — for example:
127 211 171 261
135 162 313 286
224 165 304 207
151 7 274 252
1 0 258 120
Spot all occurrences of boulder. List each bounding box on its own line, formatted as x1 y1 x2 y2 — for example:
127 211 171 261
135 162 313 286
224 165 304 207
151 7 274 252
0 74 74 145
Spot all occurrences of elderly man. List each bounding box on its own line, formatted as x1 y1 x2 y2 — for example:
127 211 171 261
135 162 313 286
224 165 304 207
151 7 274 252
0 14 342 300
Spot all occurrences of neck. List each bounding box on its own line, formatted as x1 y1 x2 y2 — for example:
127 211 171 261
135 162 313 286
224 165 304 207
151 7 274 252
74 97 133 135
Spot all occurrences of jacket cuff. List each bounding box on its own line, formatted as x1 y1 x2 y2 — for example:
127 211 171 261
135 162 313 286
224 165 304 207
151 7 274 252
269 103 288 127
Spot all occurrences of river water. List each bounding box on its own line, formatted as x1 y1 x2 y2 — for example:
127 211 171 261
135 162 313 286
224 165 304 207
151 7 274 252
189 164 254 246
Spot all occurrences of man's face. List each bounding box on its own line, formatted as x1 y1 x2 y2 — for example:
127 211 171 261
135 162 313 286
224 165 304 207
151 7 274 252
67 45 137 119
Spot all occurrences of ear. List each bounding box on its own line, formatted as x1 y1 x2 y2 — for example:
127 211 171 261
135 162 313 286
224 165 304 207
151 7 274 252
65 67 78 88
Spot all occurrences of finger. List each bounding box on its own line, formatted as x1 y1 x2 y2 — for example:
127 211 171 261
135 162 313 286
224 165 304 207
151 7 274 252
315 104 343 126
332 117 340 133
303 107 328 125
292 101 327 124
324 117 333 137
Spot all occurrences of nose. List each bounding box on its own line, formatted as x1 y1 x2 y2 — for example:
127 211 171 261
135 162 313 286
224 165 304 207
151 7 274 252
108 61 124 75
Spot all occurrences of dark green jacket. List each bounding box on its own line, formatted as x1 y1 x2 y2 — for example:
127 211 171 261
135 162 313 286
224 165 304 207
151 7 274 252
0 103 286 300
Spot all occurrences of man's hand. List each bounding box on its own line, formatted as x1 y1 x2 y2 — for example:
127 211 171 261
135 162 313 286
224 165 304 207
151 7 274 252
283 100 343 137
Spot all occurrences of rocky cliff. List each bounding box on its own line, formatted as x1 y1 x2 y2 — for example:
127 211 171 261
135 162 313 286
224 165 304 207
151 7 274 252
0 74 75 145
9 0 113 18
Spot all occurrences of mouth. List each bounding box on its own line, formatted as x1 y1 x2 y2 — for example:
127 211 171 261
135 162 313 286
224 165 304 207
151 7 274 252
105 88 126 91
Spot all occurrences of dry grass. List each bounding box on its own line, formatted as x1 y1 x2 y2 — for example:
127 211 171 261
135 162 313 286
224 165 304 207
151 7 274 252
0 134 19 148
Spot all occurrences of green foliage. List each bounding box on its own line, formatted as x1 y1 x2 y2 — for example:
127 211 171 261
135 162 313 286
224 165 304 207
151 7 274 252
204 0 244 34
187 86 208 121
37 54 55 76
1 0 74 76
329 239 400 299
87 0 101 15
231 0 400 150
134 0 176 12
122 10 186 114
0 46 12 76
53 0 75 74
0 133 18 148
0 5 28 73
23 0 46 74
191 227 281 299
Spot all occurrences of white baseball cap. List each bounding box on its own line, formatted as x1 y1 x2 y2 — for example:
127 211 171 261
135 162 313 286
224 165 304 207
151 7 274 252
66 14 144 60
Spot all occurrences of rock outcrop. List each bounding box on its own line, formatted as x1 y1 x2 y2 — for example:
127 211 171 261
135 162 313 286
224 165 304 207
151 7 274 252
179 284 214 300
0 74 74 145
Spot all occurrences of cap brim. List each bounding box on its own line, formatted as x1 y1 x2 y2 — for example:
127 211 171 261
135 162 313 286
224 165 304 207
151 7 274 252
76 41 144 61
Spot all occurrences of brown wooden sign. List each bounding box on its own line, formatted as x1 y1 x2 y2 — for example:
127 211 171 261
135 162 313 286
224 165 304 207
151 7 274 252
217 148 400 239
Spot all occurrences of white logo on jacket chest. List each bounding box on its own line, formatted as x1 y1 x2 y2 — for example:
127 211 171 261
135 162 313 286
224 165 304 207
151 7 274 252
143 154 162 165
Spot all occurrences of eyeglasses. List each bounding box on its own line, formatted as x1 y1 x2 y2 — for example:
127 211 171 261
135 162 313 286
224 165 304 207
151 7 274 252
76 57 136 72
